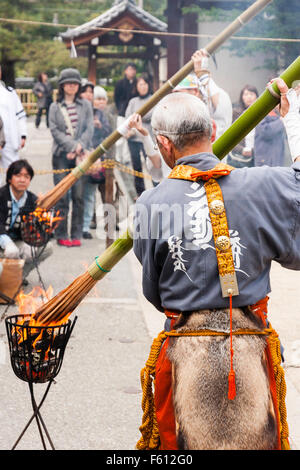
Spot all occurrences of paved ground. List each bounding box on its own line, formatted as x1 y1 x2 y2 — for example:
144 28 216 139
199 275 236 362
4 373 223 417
0 117 299 450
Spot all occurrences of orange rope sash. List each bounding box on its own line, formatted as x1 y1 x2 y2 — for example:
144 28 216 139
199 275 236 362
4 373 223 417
168 162 233 182
169 162 238 399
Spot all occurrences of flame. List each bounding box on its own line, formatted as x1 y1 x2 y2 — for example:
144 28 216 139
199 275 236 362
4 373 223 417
16 285 53 317
14 286 62 364
21 208 63 244
14 286 53 349
11 286 71 381
27 207 63 232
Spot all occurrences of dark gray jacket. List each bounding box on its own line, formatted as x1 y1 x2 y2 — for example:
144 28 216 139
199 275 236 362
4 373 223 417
134 152 300 313
33 81 52 109
49 98 93 157
254 113 286 167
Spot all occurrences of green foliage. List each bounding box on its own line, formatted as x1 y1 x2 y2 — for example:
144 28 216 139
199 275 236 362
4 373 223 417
0 0 167 85
144 0 167 21
17 40 88 81
182 0 300 72
0 0 110 83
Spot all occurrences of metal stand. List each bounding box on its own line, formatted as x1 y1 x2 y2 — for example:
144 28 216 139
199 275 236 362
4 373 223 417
12 380 55 450
6 315 77 451
0 290 15 304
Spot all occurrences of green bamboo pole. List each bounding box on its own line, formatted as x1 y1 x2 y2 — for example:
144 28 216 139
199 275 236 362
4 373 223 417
213 55 300 159
87 229 133 281
37 0 272 209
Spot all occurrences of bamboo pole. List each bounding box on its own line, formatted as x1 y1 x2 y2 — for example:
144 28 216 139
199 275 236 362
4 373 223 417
213 55 300 159
37 0 273 210
33 230 134 324
104 166 115 248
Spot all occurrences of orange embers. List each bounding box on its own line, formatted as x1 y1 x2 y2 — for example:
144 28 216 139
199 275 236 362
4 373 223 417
11 286 70 383
21 208 63 247
29 208 63 232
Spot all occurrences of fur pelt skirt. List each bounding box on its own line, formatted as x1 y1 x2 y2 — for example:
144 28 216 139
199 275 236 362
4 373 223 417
154 305 282 450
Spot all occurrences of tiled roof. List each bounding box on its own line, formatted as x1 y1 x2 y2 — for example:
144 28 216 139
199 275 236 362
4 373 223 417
60 0 167 40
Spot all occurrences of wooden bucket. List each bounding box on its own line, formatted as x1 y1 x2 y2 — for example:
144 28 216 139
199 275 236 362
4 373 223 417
0 258 25 304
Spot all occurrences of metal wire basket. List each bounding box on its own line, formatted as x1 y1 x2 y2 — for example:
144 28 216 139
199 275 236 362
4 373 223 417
20 209 61 247
6 314 76 384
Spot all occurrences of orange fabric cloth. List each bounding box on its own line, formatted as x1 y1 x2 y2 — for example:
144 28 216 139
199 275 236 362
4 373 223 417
250 296 282 450
154 298 281 450
190 167 232 181
154 317 178 450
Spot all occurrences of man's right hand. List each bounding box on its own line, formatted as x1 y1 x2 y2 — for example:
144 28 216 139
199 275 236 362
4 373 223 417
276 78 290 117
66 152 76 160
275 78 300 163
128 113 148 136
4 241 20 259
191 49 209 76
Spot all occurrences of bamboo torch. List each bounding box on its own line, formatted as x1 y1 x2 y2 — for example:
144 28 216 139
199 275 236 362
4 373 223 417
33 54 300 326
213 55 300 159
33 230 133 325
37 0 273 211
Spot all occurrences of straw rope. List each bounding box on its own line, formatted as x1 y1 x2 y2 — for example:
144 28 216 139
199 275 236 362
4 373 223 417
0 17 299 43
0 159 152 179
266 323 290 450
136 325 290 451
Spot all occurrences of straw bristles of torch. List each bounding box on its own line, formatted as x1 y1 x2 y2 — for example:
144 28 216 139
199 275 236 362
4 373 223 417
32 270 97 325
36 172 78 212
32 230 134 326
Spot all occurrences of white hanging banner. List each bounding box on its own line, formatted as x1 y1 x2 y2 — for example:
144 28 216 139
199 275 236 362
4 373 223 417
70 39 77 58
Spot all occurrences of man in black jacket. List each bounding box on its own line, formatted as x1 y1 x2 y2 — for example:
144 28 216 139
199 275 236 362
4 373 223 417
114 63 138 117
0 159 52 264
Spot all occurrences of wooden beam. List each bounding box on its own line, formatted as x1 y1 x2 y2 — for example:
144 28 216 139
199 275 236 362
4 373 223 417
166 0 181 77
88 45 97 85
183 0 198 64
98 32 154 47
96 51 155 59
152 55 160 91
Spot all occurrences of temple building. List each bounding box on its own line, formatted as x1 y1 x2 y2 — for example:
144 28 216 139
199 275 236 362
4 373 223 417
60 0 168 90
61 0 272 100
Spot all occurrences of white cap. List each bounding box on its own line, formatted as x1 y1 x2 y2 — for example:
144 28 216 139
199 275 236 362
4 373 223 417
94 86 108 100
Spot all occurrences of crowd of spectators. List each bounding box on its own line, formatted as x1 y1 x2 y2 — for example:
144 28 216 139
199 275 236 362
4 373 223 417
0 51 297 267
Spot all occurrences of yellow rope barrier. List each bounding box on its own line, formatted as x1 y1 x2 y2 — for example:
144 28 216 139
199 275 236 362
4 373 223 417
0 159 152 179
136 325 290 450
0 17 300 44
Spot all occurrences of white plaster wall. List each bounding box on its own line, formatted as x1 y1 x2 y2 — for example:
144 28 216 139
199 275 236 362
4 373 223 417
159 49 168 84
197 21 273 104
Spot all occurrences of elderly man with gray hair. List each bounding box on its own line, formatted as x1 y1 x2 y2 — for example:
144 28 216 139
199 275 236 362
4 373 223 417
133 82 300 450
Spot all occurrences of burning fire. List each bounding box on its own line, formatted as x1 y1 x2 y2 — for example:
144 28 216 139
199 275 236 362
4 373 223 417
16 285 53 317
11 286 70 382
21 208 63 246
27 208 63 231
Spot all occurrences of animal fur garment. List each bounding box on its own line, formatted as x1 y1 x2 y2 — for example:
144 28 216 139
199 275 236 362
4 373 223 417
167 307 278 450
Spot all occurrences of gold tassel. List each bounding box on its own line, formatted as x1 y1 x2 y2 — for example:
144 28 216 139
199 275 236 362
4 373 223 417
136 331 167 450
267 324 290 450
